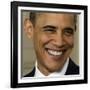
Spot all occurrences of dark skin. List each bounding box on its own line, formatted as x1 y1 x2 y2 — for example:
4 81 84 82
24 13 76 76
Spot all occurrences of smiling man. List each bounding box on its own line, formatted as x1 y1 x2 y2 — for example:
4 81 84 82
24 12 79 77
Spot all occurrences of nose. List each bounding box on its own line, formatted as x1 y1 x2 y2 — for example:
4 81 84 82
52 32 65 47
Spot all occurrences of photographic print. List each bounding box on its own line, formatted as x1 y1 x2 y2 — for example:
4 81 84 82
11 1 88 88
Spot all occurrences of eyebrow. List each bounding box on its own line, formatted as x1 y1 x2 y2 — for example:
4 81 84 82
63 27 75 31
42 25 75 32
42 25 57 29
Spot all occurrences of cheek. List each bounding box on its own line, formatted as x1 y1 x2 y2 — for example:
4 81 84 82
41 35 50 43
33 33 50 48
64 37 74 46
38 34 51 46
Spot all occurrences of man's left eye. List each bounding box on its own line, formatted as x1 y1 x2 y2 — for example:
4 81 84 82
64 28 74 36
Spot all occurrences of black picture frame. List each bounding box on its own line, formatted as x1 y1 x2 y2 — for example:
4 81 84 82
11 1 88 88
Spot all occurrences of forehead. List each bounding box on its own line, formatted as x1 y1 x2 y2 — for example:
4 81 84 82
35 13 75 24
36 12 75 19
35 13 75 27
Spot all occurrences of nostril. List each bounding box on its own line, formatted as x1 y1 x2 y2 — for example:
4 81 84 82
53 34 65 46
53 39 65 48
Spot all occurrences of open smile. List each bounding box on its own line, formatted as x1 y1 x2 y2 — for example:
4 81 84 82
45 48 66 57
47 49 62 56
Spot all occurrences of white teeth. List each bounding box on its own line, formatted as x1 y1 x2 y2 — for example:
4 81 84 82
47 49 62 56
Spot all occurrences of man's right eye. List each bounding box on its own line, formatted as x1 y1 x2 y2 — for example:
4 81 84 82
43 29 56 33
42 25 57 34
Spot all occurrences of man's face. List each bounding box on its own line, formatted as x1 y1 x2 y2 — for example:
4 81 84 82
32 13 75 75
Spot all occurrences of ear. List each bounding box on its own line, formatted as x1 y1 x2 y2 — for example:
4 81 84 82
24 18 34 39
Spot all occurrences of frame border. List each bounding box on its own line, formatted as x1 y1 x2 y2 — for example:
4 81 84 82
11 1 88 88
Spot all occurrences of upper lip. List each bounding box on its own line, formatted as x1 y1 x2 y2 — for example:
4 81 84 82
45 47 66 52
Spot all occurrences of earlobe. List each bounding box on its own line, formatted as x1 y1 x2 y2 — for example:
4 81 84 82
24 18 33 39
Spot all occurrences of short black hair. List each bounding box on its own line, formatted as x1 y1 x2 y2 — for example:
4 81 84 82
29 11 37 26
29 12 77 30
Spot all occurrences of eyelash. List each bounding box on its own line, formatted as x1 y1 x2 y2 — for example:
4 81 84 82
43 28 74 36
44 29 56 33
64 30 74 36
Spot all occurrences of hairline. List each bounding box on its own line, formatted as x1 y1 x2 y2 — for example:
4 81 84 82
29 12 77 30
